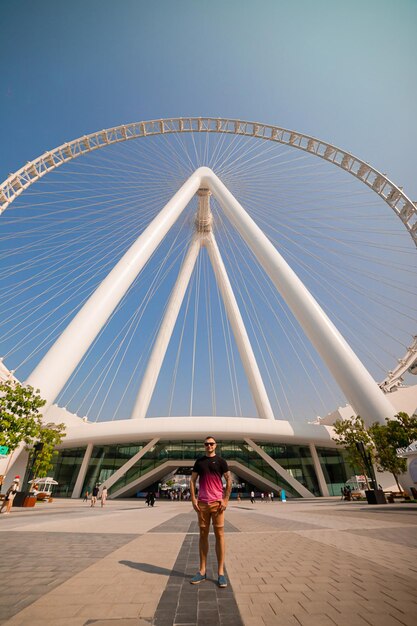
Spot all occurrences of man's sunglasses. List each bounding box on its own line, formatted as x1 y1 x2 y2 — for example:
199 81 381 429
204 442 216 446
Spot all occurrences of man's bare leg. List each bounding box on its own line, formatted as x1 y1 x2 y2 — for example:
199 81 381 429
214 526 225 575
199 527 209 574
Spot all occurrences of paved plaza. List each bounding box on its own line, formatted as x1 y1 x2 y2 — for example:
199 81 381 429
0 498 416 626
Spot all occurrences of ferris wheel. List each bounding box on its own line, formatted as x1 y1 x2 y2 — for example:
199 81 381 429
1 117 416 425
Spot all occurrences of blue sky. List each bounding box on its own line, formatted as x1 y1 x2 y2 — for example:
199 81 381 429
1 0 416 422
2 0 416 194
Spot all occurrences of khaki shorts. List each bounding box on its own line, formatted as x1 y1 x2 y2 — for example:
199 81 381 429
197 500 224 528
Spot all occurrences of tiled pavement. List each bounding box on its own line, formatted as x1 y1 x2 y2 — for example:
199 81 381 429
0 499 416 625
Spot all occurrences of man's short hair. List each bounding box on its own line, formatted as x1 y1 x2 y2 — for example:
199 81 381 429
205 436 216 442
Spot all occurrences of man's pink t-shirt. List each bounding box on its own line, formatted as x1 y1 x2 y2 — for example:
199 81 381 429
192 454 229 503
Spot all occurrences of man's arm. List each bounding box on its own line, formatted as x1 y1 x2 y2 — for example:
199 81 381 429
220 471 232 511
190 471 200 512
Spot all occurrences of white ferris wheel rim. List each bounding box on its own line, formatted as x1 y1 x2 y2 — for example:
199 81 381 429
1 116 416 389
1 116 416 243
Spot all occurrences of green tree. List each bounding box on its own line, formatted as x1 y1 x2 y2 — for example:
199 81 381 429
0 380 45 452
386 412 417 447
332 415 374 487
30 422 66 480
0 379 66 482
369 421 406 491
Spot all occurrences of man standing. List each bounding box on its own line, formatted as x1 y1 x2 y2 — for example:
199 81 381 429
190 436 232 588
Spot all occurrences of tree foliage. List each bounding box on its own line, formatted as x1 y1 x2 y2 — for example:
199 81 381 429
332 415 374 483
369 421 407 491
0 379 66 480
0 380 46 451
30 422 66 480
386 412 417 448
333 412 417 491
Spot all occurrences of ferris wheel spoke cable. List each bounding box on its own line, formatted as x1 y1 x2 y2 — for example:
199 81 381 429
218 213 334 418
0 201 157 321
168 262 195 417
232 226 343 406
219 229 292 420
93 136 184 180
203 255 216 416
62 221 192 416
213 256 242 417
0 201 154 294
189 250 202 416
238 264 342 415
91 226 193 421
252 207 417 304
275 239 403 371
0 176 181 283
217 217 298 417
269 222 416 340
0 188 164 265
7 212 190 368
279 227 417 327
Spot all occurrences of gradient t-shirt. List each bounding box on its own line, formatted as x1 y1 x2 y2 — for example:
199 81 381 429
192 455 229 502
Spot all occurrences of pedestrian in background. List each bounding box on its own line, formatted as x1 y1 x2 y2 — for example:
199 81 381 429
0 476 20 514
91 484 99 507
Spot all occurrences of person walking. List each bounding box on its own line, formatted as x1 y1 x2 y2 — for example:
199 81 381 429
0 476 20 514
83 490 90 502
190 436 232 588
250 490 255 504
100 485 108 507
91 484 99 507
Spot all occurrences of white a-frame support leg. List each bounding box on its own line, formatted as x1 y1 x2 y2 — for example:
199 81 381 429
26 170 202 411
204 233 274 419
131 236 201 420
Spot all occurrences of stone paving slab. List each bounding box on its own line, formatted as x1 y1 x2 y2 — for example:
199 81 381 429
295 528 417 580
226 528 417 626
0 532 136 624
345 526 417 549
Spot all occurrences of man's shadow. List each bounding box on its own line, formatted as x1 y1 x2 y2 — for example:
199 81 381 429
120 560 192 579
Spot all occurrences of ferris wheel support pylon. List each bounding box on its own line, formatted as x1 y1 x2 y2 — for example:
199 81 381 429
204 232 274 420
199 168 397 426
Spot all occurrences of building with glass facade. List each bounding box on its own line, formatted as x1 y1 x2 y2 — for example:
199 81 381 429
15 408 354 500
47 439 352 499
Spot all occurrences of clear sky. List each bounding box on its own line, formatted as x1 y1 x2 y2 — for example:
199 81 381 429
1 0 416 196
1 0 416 423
